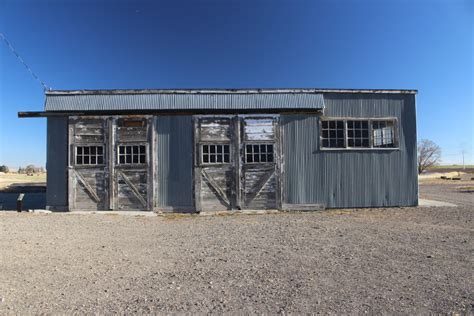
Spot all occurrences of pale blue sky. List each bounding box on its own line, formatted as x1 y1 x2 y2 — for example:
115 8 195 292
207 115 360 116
0 0 473 168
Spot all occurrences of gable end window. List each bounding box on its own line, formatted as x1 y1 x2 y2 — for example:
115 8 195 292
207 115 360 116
320 118 398 150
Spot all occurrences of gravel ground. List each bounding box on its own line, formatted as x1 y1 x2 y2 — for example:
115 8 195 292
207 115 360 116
420 180 474 207
0 184 472 314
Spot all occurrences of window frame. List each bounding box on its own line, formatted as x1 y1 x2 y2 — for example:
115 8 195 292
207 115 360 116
244 143 276 164
200 143 232 166
116 143 148 166
319 117 399 151
73 144 106 167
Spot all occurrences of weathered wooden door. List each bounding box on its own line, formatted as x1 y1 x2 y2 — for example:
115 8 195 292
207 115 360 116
113 117 151 211
240 117 280 209
68 117 109 210
194 115 280 211
194 116 236 211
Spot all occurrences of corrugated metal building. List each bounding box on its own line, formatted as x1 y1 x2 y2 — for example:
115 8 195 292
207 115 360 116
20 88 418 212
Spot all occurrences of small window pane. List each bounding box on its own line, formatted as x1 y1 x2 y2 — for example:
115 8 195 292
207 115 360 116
117 145 147 165
245 143 274 163
321 120 345 148
98 156 104 164
83 156 90 164
84 147 90 155
372 120 396 148
347 120 370 148
201 144 230 165
77 147 83 155
91 156 96 164
76 156 83 164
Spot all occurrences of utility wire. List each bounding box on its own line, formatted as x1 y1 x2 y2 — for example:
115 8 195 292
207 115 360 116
0 32 50 91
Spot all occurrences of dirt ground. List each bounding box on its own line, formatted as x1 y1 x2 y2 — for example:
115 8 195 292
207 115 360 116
0 183 472 314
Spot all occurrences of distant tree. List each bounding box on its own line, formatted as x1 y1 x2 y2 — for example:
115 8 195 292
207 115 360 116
418 139 441 174
25 164 36 174
0 165 9 173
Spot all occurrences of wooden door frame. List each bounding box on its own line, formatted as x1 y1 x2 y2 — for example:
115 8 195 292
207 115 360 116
193 114 281 212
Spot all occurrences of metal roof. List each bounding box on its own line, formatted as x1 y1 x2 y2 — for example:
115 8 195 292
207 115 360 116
44 91 326 112
43 88 417 112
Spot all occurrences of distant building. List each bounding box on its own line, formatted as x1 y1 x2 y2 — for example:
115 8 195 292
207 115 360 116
20 88 418 212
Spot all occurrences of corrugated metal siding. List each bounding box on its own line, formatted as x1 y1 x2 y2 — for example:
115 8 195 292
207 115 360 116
45 93 325 111
46 117 68 210
281 93 418 208
155 115 194 209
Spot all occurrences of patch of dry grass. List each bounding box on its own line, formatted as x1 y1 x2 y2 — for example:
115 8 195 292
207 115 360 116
0 173 46 189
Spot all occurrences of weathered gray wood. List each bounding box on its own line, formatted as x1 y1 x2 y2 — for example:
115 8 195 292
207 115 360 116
117 170 147 208
193 117 202 212
148 116 155 211
74 169 101 203
240 116 280 210
201 169 230 207
108 117 115 210
234 117 242 209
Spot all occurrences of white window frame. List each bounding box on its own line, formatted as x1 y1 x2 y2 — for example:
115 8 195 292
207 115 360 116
117 143 148 165
244 143 275 164
74 144 105 166
200 143 232 165
319 117 399 151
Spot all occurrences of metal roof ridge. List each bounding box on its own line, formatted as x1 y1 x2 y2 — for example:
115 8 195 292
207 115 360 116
45 88 418 96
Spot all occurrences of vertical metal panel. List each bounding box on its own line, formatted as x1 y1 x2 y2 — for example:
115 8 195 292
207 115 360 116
155 115 194 210
46 117 68 210
281 93 418 208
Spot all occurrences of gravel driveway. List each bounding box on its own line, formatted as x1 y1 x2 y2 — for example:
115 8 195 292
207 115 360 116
0 184 472 314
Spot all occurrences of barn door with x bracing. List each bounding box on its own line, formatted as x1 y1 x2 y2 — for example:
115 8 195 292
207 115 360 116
68 117 109 211
240 116 280 209
113 117 151 211
194 116 237 211
194 115 280 211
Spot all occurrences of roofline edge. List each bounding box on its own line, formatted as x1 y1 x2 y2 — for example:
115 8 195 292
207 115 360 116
45 88 418 96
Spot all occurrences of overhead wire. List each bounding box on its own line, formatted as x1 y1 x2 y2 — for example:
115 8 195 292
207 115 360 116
0 32 50 91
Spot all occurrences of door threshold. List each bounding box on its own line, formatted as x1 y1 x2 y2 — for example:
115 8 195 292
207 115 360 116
199 209 280 216
68 210 157 216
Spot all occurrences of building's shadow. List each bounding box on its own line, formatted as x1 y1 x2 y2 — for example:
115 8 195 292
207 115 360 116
0 183 46 210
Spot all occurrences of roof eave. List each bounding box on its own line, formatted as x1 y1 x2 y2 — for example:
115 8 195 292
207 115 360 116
45 88 418 96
